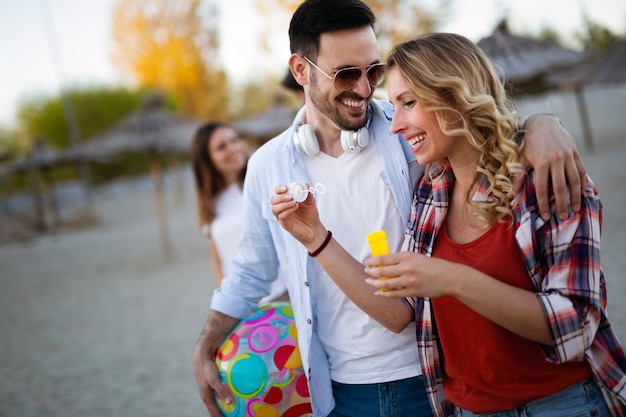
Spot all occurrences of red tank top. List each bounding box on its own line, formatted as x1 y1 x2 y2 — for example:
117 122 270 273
431 221 591 413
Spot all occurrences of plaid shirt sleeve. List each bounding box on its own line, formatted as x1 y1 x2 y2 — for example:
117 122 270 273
514 173 626 414
405 166 456 417
514 173 604 363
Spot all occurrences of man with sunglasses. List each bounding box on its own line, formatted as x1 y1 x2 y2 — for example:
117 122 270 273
192 1 587 416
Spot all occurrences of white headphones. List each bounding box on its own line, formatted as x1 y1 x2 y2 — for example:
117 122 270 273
293 113 371 156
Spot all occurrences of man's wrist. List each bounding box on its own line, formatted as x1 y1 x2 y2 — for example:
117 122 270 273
523 113 563 128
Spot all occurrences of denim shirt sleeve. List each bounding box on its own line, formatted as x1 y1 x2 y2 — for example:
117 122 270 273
208 124 336 417
210 136 288 319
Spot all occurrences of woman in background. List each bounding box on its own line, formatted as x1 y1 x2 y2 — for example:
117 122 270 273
191 122 288 302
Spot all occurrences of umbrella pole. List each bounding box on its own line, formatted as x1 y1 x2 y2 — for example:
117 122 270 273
574 87 594 152
169 154 184 206
150 152 174 261
27 154 46 232
43 167 62 230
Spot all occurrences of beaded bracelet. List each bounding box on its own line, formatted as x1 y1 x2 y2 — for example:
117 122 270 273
308 230 332 257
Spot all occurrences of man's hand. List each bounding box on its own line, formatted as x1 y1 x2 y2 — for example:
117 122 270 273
519 114 586 220
192 311 240 416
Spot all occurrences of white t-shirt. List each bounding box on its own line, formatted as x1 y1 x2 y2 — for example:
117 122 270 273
210 183 243 277
208 183 287 304
303 137 419 384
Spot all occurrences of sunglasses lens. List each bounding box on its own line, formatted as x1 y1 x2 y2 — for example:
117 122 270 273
367 64 388 86
334 68 363 91
333 65 388 91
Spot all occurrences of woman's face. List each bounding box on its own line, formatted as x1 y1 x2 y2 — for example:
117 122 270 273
207 126 246 177
387 67 463 166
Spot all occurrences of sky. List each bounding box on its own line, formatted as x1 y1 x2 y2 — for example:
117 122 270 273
0 0 624 128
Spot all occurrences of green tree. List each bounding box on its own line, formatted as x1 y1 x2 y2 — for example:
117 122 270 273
537 26 564 47
0 125 26 158
576 20 622 52
365 0 451 56
110 0 228 119
16 86 145 150
11 86 153 185
232 80 283 119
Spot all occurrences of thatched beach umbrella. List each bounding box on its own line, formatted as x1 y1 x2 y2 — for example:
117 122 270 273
233 102 298 147
547 38 626 150
78 93 201 260
0 138 109 231
74 93 199 155
478 21 590 94
548 39 626 87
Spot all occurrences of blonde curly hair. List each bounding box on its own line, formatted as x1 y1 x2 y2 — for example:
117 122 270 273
387 32 525 227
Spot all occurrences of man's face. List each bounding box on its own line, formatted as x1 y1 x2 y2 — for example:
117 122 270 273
307 26 380 132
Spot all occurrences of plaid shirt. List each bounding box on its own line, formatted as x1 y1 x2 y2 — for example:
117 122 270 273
404 164 626 417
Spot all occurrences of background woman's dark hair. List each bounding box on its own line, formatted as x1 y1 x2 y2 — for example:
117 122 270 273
190 121 246 228
289 0 376 59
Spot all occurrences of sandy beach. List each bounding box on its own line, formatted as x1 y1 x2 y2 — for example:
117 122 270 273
1 87 625 417
0 171 216 417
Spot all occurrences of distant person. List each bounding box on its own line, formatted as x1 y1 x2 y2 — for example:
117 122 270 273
362 33 626 416
190 121 288 303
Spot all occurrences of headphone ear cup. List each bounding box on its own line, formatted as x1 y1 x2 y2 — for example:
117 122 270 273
340 127 370 154
294 124 320 156
357 126 370 149
340 130 356 153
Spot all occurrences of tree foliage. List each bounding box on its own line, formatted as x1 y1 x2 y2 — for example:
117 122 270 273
576 20 622 52
365 0 451 56
529 18 622 53
0 124 18 157
15 86 146 151
110 0 228 119
537 26 563 47
2 86 155 188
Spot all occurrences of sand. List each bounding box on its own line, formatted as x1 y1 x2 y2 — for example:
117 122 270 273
0 171 215 417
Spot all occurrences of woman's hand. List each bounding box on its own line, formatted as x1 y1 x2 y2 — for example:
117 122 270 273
364 252 454 298
364 252 553 344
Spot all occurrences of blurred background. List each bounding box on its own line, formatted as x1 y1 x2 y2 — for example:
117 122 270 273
0 0 624 192
0 1 625 416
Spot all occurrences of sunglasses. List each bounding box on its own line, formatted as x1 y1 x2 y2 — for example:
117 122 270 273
303 56 388 92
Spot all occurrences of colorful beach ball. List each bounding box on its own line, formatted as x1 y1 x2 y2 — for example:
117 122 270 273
215 302 312 417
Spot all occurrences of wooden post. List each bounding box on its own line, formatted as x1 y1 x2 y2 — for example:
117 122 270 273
27 153 46 232
574 87 594 152
150 151 173 261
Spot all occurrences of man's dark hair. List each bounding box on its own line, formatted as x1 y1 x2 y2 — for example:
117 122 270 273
289 0 376 59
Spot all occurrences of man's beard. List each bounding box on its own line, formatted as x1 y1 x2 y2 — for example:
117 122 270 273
308 71 369 132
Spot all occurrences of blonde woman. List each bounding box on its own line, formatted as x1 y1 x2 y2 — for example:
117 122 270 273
364 33 626 416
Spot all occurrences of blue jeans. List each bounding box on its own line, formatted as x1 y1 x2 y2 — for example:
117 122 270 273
455 378 611 417
328 375 432 417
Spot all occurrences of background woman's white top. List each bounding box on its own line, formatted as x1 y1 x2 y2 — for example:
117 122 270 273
209 183 287 304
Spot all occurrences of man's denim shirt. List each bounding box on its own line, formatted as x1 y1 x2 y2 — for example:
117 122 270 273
211 99 423 417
